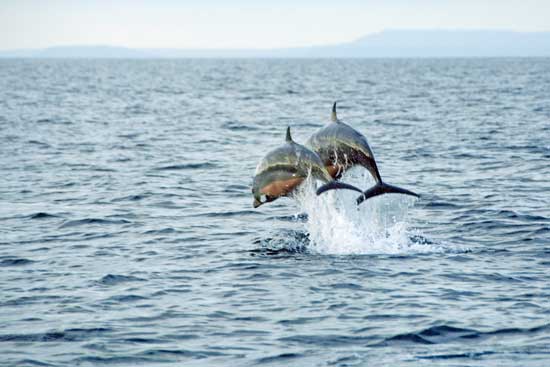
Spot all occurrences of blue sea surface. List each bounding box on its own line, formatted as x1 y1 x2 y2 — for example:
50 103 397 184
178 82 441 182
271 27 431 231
0 59 549 366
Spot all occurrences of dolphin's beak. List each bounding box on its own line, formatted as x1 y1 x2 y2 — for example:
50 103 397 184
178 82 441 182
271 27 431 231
253 198 263 208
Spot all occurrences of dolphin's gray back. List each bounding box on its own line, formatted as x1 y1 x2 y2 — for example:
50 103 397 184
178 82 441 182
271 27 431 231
254 141 331 181
307 121 375 165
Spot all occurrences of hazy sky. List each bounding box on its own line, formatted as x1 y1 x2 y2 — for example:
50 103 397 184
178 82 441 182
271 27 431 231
2 0 549 50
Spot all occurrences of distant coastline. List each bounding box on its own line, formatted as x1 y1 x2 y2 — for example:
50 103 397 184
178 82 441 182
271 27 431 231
2 29 550 58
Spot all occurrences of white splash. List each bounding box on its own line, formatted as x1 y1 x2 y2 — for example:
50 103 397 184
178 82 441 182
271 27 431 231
294 170 441 255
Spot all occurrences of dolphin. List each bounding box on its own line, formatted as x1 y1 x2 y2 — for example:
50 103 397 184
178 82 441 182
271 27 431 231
306 102 419 205
252 126 364 208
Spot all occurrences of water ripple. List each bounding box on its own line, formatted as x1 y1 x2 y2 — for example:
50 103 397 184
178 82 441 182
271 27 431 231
1 58 549 367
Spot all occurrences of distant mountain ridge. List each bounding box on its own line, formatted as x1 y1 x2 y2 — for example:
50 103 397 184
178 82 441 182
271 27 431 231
2 30 550 58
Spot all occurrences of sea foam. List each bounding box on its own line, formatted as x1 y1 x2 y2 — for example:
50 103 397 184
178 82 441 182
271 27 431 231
294 170 439 255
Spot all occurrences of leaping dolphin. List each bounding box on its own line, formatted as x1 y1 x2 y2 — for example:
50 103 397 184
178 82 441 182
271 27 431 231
306 102 419 205
252 126 363 208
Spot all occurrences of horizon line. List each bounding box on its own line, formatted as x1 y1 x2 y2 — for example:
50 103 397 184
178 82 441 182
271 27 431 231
3 28 550 52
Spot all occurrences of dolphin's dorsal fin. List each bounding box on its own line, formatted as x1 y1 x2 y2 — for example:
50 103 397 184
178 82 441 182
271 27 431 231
285 126 293 142
331 102 339 122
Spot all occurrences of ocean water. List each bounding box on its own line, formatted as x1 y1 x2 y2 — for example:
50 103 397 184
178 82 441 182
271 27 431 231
0 58 549 366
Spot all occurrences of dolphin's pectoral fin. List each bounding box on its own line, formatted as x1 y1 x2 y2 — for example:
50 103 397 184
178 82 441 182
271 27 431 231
356 182 419 205
316 181 363 196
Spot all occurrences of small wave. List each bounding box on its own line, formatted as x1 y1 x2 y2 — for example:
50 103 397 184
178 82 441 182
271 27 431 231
140 348 225 358
221 120 258 131
383 333 434 345
199 210 257 218
277 316 328 326
425 200 460 209
374 323 550 346
154 162 217 170
279 334 374 347
142 227 178 235
256 353 304 364
99 274 146 285
1 295 64 307
417 351 495 360
10 359 54 367
106 294 147 303
0 327 111 342
357 79 376 85
495 209 548 222
124 337 165 344
117 132 140 139
27 140 51 148
35 118 72 125
74 356 159 365
222 184 249 193
60 218 131 228
27 212 60 220
0 257 35 267
111 194 147 202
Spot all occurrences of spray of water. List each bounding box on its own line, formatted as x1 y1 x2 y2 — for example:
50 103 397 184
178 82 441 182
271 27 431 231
293 169 441 255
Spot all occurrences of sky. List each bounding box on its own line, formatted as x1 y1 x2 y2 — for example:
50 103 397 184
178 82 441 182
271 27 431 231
1 0 550 50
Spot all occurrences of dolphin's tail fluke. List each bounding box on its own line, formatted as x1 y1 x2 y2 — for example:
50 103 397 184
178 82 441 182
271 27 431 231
356 182 419 205
316 181 363 196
